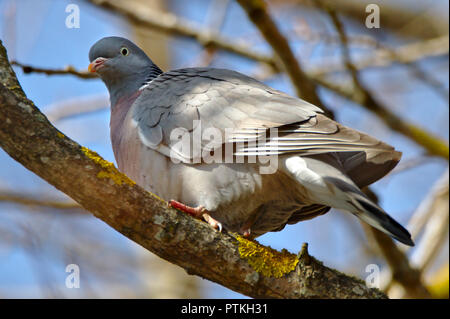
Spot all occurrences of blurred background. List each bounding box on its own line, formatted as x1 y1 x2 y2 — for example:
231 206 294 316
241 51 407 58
0 0 448 298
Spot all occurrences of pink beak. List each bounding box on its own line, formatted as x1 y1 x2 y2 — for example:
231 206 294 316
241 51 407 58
88 57 108 73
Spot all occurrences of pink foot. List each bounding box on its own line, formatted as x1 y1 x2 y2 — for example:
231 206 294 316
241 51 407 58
168 200 223 232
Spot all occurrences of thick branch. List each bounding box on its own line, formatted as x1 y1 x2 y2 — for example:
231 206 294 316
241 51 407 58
0 39 385 298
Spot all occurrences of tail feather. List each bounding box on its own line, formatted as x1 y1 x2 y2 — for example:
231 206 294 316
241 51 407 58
282 155 414 246
353 196 414 246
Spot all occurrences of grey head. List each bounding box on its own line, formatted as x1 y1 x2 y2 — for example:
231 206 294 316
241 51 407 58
88 36 162 106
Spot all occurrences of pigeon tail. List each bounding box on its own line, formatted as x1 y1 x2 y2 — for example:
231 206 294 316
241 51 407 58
351 194 414 246
282 155 414 246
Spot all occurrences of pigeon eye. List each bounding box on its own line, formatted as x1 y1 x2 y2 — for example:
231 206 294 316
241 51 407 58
120 47 129 56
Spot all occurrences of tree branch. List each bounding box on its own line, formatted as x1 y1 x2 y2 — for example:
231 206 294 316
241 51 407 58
410 169 449 273
236 0 324 109
87 0 450 159
13 35 448 86
322 4 432 298
318 4 449 160
366 226 431 298
380 168 449 298
10 61 96 79
308 35 449 77
0 39 386 298
0 189 82 210
361 187 431 298
44 94 109 122
291 0 449 40
18 0 446 159
87 0 277 70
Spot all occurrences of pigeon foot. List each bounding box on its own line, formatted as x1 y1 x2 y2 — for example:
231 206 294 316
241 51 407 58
168 200 223 232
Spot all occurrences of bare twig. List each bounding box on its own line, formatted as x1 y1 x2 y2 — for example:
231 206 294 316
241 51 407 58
13 34 447 87
322 6 432 297
44 94 109 122
290 0 449 40
87 0 277 69
380 168 449 298
236 0 327 113
367 227 431 298
11 61 96 79
410 168 449 273
308 35 449 77
388 155 436 177
362 188 431 298
13 1 450 159
0 189 82 210
319 3 449 160
187 0 231 68
204 0 230 31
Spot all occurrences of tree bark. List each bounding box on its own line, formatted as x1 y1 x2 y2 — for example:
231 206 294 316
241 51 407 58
0 39 386 299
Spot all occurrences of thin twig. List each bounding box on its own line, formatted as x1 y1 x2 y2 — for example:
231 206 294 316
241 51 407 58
410 168 449 273
187 0 231 68
44 94 109 122
13 1 450 159
308 35 449 77
381 168 449 298
318 3 449 160
321 4 432 298
236 0 329 115
87 0 277 69
406 168 449 240
11 61 96 79
0 190 82 210
361 188 431 298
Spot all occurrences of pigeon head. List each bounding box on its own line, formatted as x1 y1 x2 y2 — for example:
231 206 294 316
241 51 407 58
88 36 162 105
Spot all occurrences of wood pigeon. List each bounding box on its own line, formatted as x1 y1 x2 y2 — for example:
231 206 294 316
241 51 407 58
88 36 413 246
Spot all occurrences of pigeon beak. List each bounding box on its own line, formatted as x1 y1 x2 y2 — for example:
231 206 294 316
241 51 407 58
88 57 108 73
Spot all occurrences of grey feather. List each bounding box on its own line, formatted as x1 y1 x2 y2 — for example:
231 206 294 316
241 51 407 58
89 37 413 246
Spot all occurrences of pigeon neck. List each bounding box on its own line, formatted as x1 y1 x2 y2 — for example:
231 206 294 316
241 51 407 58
141 64 163 85
108 63 163 107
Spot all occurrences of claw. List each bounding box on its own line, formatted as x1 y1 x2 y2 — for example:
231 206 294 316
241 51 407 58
202 212 222 232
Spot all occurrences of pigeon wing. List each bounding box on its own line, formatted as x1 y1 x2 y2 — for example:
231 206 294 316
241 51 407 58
132 67 400 185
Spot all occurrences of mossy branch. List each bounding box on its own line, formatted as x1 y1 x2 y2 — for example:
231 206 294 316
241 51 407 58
0 39 386 299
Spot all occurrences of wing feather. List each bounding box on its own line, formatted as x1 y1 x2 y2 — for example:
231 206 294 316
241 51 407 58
132 68 399 169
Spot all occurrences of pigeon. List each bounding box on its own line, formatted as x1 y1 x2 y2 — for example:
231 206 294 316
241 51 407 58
88 36 414 246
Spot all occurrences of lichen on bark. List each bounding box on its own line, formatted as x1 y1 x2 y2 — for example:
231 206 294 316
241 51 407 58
235 235 299 278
